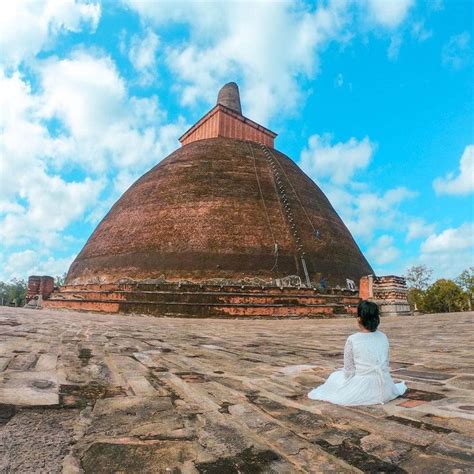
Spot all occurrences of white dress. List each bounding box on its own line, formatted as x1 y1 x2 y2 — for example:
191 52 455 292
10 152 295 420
308 330 407 405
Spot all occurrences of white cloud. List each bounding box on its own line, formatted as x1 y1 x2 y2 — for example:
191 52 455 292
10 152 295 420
317 182 417 243
0 175 103 247
430 0 444 12
0 50 186 255
433 145 474 195
411 21 432 42
0 0 100 66
299 131 416 244
300 134 376 185
418 222 474 278
129 28 160 85
40 52 126 139
124 0 352 123
365 0 414 28
442 32 471 70
122 0 417 123
421 222 474 254
387 35 402 60
1 250 75 281
367 234 400 265
337 187 417 241
0 67 102 246
37 51 185 172
406 219 436 241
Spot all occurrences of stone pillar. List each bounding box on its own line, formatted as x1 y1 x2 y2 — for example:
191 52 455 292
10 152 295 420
359 274 374 300
217 82 242 114
27 276 42 302
39 276 55 299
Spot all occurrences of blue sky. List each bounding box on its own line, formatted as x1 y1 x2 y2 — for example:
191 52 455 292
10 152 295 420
0 0 472 282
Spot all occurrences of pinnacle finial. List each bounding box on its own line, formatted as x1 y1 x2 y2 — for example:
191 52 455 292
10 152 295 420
216 82 242 114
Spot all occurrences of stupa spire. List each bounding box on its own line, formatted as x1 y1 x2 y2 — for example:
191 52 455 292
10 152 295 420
216 82 242 114
179 82 276 147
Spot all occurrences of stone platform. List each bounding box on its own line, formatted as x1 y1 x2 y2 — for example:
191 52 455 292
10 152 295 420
0 307 472 473
44 282 360 318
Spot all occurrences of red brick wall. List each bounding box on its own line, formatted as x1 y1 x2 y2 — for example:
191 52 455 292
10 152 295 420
27 276 41 301
39 276 55 299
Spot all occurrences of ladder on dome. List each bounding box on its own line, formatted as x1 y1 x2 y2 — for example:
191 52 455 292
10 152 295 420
259 142 312 287
247 142 280 273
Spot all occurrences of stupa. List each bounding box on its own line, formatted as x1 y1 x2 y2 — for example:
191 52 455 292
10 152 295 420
43 82 377 317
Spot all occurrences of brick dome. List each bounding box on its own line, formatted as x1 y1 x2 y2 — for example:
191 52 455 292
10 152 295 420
67 136 372 286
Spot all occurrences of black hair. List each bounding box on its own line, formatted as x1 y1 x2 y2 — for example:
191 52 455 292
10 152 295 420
357 300 380 332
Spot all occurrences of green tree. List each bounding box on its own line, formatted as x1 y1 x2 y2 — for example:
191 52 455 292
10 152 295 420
456 267 474 311
0 282 7 306
405 265 433 290
0 279 28 306
423 279 468 313
55 273 67 287
407 288 425 312
405 265 433 311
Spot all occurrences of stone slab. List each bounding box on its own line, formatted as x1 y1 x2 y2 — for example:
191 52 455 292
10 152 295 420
0 307 472 473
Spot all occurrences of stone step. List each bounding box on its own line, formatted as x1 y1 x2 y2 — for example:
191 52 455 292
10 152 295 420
44 297 356 318
59 283 356 297
45 282 360 318
50 289 358 306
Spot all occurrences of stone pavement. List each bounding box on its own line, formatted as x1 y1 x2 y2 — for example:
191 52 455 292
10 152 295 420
0 307 472 473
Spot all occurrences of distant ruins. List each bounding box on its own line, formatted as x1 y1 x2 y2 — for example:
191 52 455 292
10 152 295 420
28 82 409 317
360 275 411 316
